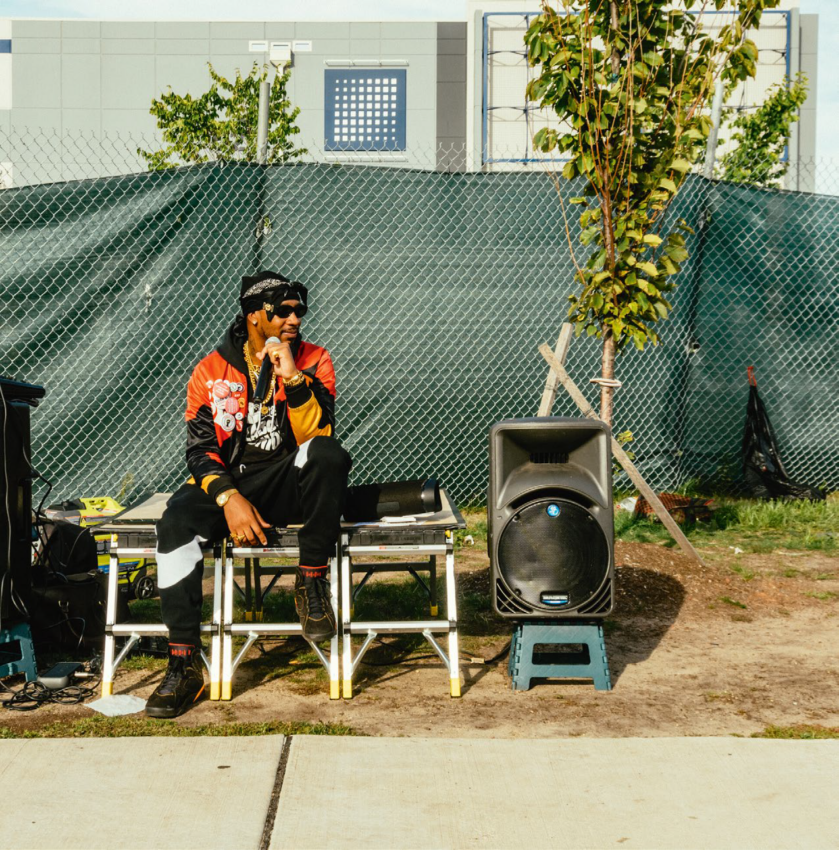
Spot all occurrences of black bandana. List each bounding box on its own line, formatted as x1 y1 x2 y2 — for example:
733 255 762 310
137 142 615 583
239 270 308 315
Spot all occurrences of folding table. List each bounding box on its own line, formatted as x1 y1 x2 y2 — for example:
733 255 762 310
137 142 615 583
98 488 465 703
97 493 224 699
222 533 341 700
340 490 466 698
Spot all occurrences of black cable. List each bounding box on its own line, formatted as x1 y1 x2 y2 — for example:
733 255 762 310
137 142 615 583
0 677 101 712
0 656 101 712
483 640 512 666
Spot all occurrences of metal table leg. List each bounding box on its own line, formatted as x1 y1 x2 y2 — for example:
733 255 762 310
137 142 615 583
445 532 461 697
221 540 234 700
209 543 224 700
101 537 119 697
340 533 353 698
329 554 341 699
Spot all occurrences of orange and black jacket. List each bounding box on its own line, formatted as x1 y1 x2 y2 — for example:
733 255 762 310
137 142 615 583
185 317 336 500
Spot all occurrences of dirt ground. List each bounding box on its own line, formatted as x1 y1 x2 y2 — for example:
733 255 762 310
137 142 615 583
4 539 837 738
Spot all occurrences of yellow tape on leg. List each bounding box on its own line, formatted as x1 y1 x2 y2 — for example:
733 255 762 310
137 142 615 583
330 680 340 700
101 682 113 697
430 605 439 616
343 679 353 699
450 678 461 698
222 682 232 700
210 682 220 701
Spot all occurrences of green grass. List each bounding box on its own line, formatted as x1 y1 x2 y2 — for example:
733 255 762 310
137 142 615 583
0 717 357 739
120 654 168 672
456 510 488 548
612 496 839 554
752 725 839 740
804 590 837 602
720 596 747 609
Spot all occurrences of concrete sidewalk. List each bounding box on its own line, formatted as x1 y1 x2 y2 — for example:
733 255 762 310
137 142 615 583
1 736 836 850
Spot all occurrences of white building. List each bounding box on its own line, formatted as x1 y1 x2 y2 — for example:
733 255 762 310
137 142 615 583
468 0 818 190
0 3 819 188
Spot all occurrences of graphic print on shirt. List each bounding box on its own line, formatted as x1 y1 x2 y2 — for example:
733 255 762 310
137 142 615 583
246 400 283 452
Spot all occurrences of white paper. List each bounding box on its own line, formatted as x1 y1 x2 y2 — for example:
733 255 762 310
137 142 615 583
86 694 147 716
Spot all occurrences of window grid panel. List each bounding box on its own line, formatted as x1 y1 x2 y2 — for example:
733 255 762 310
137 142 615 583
324 69 407 152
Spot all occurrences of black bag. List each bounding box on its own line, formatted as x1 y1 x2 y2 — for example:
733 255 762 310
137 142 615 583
29 571 122 649
742 367 824 501
36 519 98 582
30 520 128 648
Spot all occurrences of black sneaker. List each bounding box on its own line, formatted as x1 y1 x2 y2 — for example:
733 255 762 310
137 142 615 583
294 571 336 642
145 644 205 718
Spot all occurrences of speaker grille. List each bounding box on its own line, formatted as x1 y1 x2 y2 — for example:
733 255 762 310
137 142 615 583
497 498 610 613
529 451 569 464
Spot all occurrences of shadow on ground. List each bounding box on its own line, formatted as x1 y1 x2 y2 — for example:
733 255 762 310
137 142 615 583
608 565 685 684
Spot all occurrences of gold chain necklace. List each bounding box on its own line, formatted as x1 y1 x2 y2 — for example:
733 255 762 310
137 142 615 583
243 342 275 416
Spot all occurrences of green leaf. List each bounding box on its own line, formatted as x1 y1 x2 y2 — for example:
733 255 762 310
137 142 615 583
658 177 677 193
660 256 678 276
581 225 600 246
637 261 659 277
642 234 663 247
670 158 692 173
664 246 689 263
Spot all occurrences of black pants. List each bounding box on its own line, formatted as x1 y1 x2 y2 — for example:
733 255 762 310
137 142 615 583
156 436 352 646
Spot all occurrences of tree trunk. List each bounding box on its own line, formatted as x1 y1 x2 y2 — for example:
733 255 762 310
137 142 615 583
609 1 620 77
600 326 616 426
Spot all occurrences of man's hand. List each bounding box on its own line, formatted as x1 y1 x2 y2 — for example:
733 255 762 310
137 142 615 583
224 493 270 546
259 340 297 381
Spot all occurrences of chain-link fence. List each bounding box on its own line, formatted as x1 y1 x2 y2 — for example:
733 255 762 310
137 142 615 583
1 128 837 505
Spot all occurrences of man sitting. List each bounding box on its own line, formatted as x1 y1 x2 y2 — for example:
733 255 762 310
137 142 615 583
146 270 351 718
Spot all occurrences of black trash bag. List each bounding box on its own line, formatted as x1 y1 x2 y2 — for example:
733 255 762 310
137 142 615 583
741 367 824 501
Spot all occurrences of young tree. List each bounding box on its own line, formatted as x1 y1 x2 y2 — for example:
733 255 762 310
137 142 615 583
525 0 780 424
138 63 306 170
717 73 808 187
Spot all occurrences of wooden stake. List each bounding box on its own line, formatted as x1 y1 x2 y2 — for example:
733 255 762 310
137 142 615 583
538 323 574 417
538 343 706 566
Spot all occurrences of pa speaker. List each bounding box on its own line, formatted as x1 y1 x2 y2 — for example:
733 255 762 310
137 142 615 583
488 417 614 619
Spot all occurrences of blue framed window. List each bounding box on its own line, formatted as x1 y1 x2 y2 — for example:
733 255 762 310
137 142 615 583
325 69 407 152
0 40 11 54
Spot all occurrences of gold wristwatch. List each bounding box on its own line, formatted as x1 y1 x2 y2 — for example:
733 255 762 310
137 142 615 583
282 371 306 389
215 488 238 507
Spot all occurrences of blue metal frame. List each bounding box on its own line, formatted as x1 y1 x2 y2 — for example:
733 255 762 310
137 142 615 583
481 9 793 166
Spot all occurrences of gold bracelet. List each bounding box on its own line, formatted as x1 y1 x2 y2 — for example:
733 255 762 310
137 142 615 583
282 371 306 388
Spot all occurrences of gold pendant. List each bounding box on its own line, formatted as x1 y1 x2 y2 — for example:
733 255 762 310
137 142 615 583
261 405 270 415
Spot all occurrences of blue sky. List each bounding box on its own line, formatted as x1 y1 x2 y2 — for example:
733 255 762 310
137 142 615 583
1 0 835 158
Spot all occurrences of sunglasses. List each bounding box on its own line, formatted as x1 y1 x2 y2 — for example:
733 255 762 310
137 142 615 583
265 302 308 319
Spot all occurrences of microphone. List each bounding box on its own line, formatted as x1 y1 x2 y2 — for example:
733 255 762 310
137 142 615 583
254 336 281 401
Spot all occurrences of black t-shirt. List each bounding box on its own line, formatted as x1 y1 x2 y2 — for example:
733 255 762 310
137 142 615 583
240 398 287 465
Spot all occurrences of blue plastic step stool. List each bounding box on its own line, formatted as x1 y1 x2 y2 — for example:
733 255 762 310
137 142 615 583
0 621 38 682
509 622 611 691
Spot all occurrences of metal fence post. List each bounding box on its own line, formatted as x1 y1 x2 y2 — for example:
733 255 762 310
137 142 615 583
256 78 271 165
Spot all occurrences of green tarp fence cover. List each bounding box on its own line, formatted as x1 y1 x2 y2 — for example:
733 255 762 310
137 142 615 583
1 162 836 505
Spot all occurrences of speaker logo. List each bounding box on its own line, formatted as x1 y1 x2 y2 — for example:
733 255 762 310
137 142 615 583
546 503 561 517
540 592 570 606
